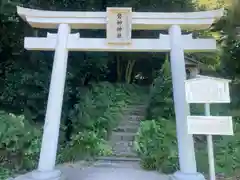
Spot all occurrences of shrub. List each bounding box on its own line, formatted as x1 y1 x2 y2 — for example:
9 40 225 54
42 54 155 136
134 118 179 173
58 131 112 163
0 111 42 178
0 167 13 180
69 82 129 137
146 58 174 120
135 117 240 176
196 116 240 176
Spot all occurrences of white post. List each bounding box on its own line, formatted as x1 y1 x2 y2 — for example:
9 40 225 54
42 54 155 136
38 24 70 172
168 25 199 176
205 103 216 180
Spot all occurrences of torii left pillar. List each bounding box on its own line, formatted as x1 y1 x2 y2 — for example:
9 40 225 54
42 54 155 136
29 23 70 180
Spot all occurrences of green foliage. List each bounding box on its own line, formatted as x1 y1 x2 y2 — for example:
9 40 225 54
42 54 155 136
70 82 129 136
138 106 240 176
213 4 240 112
58 131 111 163
0 167 13 180
134 118 178 173
0 111 42 178
195 117 240 176
146 55 175 120
212 4 240 81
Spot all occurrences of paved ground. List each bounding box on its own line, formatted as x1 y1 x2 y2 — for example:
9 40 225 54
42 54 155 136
12 161 170 180
58 161 170 180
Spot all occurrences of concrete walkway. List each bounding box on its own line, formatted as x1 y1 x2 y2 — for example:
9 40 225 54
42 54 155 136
12 161 170 180
59 161 170 180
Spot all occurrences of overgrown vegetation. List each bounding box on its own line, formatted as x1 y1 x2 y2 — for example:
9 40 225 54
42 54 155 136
135 57 179 173
0 83 143 179
146 55 174 120
195 116 240 175
135 57 240 178
135 119 178 173
0 112 42 179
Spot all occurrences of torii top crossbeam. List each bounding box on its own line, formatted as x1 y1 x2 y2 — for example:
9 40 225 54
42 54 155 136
17 6 223 30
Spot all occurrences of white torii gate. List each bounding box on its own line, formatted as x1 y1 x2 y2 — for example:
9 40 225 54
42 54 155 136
17 6 223 180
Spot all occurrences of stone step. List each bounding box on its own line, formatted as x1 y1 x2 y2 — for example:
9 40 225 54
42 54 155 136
96 156 140 162
113 125 139 133
104 104 146 163
128 115 144 121
111 141 134 151
123 105 146 109
110 132 136 141
123 111 146 116
111 149 137 157
121 104 147 116
126 104 147 108
119 115 144 124
112 151 138 157
94 157 141 169
119 120 141 127
112 148 135 155
122 107 146 113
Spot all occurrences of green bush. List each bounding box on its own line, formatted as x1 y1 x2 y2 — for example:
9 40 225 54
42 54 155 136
0 111 42 179
134 118 179 173
58 131 112 163
135 117 240 176
146 57 174 120
69 82 129 137
0 167 13 180
196 116 240 176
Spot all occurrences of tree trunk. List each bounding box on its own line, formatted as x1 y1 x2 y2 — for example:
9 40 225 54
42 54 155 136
117 55 123 82
125 59 136 84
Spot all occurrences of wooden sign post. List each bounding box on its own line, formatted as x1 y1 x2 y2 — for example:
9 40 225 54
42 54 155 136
185 75 233 180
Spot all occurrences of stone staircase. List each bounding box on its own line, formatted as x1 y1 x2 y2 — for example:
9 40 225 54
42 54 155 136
97 104 146 162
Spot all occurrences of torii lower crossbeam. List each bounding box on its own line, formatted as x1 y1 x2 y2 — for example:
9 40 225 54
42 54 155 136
24 36 216 52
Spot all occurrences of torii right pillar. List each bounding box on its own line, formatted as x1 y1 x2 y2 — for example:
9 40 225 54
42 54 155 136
166 8 224 180
169 25 205 180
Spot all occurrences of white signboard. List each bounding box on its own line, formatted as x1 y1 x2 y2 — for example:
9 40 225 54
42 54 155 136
187 116 233 135
185 76 231 103
106 7 132 44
